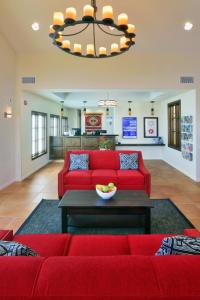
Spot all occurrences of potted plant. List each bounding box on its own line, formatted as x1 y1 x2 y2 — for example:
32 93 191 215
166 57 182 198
99 137 112 150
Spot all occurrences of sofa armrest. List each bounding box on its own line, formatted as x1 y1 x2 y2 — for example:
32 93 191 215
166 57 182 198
58 168 69 198
184 229 200 237
139 165 151 197
0 230 13 241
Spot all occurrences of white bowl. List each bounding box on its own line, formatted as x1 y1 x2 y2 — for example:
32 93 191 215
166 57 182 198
96 187 117 200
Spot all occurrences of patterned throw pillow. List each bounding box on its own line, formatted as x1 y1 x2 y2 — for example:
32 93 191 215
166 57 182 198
155 236 200 255
0 241 38 256
69 154 89 170
119 153 138 170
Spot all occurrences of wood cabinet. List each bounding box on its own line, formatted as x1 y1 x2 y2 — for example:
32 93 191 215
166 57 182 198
49 135 117 159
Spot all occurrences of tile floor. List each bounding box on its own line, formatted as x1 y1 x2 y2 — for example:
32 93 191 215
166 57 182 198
0 160 199 233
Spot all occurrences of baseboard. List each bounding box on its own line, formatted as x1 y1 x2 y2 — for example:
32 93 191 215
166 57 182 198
0 178 16 191
21 161 51 181
162 159 196 181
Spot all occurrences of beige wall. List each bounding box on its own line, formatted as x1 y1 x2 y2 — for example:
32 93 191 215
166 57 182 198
114 101 162 143
21 91 78 179
0 32 17 189
17 52 199 90
162 90 197 180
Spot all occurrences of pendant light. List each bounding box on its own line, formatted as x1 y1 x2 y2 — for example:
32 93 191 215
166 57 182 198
150 101 155 116
128 101 132 116
83 101 87 114
60 101 64 117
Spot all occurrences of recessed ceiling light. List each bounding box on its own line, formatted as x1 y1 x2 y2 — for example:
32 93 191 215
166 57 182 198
184 22 193 31
32 22 40 31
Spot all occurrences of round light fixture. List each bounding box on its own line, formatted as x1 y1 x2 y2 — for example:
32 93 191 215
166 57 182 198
32 22 40 31
49 0 136 59
184 22 193 31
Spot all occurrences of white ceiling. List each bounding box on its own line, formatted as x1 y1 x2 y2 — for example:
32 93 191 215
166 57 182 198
0 0 199 54
30 89 189 108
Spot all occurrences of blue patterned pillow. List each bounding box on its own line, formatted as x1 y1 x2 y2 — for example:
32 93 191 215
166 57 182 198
155 236 200 255
119 153 138 170
0 241 38 256
69 154 89 170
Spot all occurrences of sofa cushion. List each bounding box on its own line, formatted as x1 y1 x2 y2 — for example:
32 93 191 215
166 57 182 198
64 170 92 185
91 169 118 185
119 153 139 170
0 240 38 256
151 256 200 298
68 235 130 256
0 257 44 297
155 235 200 255
117 170 144 185
14 234 71 256
90 150 119 170
128 234 174 255
35 256 160 298
69 153 89 170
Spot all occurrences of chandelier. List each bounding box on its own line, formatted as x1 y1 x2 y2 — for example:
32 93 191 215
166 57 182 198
49 0 136 59
98 100 118 107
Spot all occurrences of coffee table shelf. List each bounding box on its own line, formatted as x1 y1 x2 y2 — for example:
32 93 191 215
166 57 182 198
59 190 154 234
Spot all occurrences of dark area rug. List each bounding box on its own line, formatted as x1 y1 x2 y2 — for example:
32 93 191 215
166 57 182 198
16 198 194 235
16 199 194 235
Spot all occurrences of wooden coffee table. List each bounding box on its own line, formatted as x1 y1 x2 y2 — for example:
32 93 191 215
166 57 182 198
59 190 154 234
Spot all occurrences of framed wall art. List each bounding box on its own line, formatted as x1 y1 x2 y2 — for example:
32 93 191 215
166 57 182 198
122 117 137 139
144 117 158 138
85 113 102 132
181 115 193 161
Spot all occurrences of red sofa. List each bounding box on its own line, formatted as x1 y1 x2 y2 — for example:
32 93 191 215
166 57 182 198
0 229 200 299
58 150 151 197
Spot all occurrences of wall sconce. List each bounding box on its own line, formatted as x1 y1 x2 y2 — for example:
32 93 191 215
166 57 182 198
4 98 13 119
83 100 87 114
150 101 155 116
4 112 12 119
128 101 132 116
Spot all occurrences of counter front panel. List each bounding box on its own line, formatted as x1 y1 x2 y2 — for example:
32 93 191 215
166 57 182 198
49 135 117 159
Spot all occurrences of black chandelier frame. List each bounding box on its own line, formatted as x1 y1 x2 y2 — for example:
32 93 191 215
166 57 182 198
49 0 136 58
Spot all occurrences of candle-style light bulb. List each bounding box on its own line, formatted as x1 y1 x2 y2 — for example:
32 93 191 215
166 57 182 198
120 37 128 50
127 24 136 34
55 35 63 45
53 12 64 29
74 44 82 54
87 44 94 56
118 13 128 30
65 7 77 23
99 47 107 56
83 5 94 16
102 6 113 23
111 43 119 54
61 40 70 50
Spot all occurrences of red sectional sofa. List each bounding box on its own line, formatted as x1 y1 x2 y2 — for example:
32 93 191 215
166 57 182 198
58 150 151 197
0 229 200 299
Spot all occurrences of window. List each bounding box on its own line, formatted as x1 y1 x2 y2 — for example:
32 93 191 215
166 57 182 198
61 117 68 135
32 111 47 160
50 114 60 136
168 100 181 151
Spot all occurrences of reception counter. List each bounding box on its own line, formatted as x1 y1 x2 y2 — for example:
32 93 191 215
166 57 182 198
49 135 118 159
